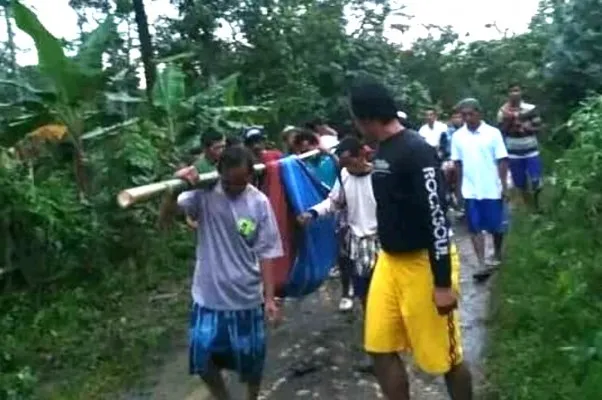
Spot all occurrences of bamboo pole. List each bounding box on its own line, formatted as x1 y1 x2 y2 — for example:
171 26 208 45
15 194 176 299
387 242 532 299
117 148 327 209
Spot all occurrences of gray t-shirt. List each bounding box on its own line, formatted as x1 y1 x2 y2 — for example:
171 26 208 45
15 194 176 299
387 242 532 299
177 182 283 310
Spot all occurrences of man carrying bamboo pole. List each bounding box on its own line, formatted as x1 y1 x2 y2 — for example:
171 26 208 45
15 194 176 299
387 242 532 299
185 129 226 229
192 128 226 172
176 145 283 400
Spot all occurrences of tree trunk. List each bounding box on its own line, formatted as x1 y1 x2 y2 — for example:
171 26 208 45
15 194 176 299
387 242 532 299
3 4 17 76
132 0 156 103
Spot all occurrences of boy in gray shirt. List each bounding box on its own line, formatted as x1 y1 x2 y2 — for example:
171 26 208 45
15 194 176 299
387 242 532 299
176 145 283 400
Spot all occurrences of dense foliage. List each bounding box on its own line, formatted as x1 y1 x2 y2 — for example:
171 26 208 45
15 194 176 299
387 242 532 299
1 0 602 398
487 97 602 399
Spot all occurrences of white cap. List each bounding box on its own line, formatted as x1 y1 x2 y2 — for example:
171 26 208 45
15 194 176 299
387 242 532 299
397 110 407 119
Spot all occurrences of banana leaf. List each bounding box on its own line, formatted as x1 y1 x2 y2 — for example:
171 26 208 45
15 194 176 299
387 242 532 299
74 18 116 73
152 64 186 113
155 52 195 64
11 1 116 105
11 1 74 102
183 73 242 109
152 64 186 138
0 77 57 102
105 92 144 103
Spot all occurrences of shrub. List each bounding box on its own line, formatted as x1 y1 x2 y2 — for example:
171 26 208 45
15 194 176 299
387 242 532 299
487 96 602 399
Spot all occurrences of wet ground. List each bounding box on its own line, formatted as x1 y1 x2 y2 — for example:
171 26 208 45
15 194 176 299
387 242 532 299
122 223 493 400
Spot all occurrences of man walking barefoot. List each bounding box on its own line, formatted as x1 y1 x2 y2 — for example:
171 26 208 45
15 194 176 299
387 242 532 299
350 81 472 400
452 98 509 278
176 146 283 400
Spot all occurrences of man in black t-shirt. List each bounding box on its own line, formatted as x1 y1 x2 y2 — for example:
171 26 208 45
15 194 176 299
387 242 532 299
349 81 472 400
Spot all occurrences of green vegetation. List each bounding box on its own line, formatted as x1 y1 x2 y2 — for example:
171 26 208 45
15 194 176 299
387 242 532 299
1 0 602 398
486 97 602 399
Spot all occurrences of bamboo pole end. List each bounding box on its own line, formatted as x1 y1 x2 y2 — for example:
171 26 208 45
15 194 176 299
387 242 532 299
117 191 134 209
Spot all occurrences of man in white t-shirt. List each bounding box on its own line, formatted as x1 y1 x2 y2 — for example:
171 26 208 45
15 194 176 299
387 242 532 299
418 108 448 149
451 98 509 280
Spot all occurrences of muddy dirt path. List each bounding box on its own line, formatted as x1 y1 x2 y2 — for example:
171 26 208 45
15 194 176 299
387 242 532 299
121 223 493 400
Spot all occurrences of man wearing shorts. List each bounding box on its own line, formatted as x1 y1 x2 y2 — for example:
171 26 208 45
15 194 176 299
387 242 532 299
452 98 509 277
175 146 283 400
497 83 543 211
350 81 472 400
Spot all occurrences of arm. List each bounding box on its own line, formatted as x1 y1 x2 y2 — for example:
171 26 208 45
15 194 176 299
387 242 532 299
255 200 285 303
497 106 516 132
450 133 462 200
522 110 542 137
159 166 201 227
260 258 277 306
310 177 342 217
176 190 202 221
492 129 510 193
496 108 505 124
454 161 463 200
498 159 509 194
438 131 449 160
413 152 452 289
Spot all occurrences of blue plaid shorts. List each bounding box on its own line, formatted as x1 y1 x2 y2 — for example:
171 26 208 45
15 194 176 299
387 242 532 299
189 303 266 382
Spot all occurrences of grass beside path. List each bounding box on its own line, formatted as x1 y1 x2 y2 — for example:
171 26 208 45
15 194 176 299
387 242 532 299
0 239 193 400
485 208 602 399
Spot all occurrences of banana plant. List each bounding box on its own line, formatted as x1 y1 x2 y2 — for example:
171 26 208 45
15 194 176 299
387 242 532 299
152 63 185 140
152 62 271 153
8 0 118 197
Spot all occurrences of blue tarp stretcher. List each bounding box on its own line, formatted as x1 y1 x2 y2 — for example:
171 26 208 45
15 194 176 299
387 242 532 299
278 156 338 297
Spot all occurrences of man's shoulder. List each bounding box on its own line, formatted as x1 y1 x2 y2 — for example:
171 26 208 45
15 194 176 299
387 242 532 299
521 102 536 112
194 155 215 173
436 121 448 130
340 167 350 179
399 128 426 143
319 135 339 150
262 149 283 161
246 185 270 205
453 125 469 137
401 131 438 162
481 122 502 135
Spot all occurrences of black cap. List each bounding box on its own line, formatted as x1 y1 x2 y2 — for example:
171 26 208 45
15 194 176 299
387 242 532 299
241 126 266 143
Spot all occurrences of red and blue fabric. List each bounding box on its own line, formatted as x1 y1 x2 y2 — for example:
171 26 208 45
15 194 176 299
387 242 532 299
278 156 338 297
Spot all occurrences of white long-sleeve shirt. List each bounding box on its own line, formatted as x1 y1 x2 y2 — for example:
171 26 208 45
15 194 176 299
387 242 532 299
311 168 377 237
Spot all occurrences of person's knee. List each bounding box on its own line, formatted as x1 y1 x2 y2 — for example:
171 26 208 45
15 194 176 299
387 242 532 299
368 352 399 367
199 365 222 382
444 361 472 384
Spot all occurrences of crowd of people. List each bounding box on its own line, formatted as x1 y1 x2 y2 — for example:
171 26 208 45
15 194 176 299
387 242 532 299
170 80 543 400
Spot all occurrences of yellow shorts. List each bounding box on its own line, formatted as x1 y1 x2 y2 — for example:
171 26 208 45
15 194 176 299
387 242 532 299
364 245 463 375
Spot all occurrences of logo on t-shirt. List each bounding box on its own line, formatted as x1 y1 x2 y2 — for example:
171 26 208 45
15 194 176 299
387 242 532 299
373 158 390 174
422 167 449 260
237 217 257 240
